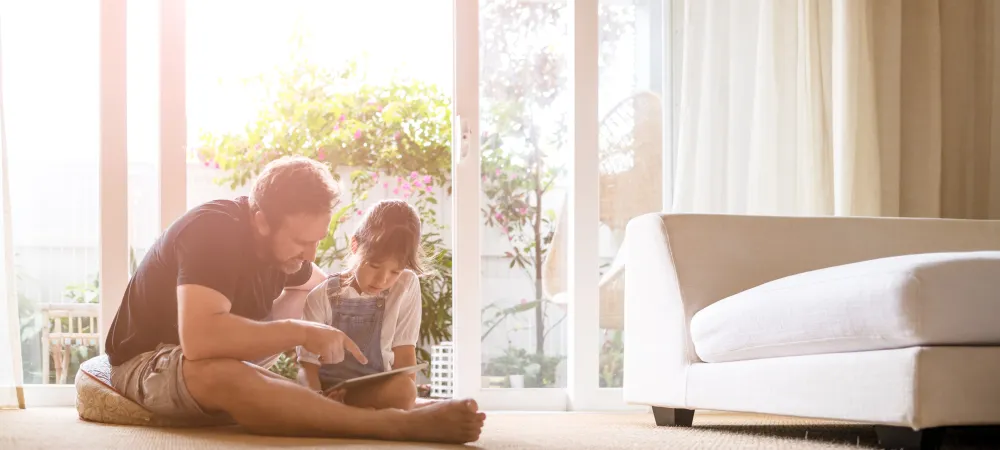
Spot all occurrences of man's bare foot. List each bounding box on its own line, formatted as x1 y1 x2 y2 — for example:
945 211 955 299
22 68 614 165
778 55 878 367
394 399 486 444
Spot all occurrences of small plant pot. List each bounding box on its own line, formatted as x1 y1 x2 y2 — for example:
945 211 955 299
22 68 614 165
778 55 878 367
509 374 525 389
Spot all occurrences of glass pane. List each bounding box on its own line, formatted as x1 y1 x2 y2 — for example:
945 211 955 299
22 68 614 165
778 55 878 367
187 0 454 388
479 0 569 389
128 1 160 273
597 1 663 388
4 1 101 385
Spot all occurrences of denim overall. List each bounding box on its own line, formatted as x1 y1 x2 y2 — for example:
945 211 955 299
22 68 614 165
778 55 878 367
317 273 387 391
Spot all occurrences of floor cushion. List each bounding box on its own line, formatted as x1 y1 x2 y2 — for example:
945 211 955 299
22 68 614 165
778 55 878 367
75 355 188 427
690 251 1000 363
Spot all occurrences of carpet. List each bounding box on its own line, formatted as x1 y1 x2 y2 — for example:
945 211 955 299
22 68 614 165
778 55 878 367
1 408 998 449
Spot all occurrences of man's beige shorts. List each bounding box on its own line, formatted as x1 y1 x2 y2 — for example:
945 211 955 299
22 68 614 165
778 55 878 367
109 344 232 426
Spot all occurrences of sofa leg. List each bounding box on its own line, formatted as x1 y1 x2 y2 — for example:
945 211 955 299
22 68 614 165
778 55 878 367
874 426 944 450
652 407 694 427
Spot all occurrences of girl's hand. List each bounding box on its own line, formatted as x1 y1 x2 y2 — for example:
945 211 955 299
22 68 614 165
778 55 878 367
325 388 347 403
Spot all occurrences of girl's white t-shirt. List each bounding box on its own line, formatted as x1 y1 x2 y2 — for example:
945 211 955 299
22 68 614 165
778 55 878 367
296 270 422 370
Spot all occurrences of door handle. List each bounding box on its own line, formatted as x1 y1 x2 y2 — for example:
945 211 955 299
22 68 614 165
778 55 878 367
455 114 471 162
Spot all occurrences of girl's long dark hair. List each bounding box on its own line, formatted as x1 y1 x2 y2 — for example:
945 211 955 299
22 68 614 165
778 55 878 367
343 199 426 287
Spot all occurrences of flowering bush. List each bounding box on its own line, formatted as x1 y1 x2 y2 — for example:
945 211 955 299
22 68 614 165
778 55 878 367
197 57 451 192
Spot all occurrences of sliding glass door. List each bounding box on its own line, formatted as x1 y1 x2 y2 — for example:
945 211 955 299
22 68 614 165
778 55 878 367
451 0 672 411
452 0 574 411
4 0 102 391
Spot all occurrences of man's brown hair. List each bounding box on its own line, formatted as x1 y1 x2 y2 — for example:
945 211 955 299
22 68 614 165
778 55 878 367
249 156 340 223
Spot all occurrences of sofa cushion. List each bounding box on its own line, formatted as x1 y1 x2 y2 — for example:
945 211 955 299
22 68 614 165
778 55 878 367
690 251 1000 363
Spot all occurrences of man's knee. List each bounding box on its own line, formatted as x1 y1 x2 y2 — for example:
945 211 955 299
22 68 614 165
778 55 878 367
182 357 254 407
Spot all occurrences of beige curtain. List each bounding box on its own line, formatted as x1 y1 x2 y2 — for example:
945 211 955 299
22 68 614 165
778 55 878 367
672 0 1000 219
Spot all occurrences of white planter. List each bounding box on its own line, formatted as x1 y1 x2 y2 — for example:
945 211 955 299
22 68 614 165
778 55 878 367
509 374 525 389
429 343 454 398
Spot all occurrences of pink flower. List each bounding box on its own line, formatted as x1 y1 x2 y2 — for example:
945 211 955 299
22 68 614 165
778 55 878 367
482 175 488 182
425 185 432 193
413 180 423 188
495 212 503 220
393 188 400 195
339 114 346 122
317 150 326 161
495 168 501 176
204 161 210 167
383 182 389 188
401 182 412 191
394 132 401 140
423 175 432 184
518 207 528 215
213 161 220 169
410 171 419 179
520 298 527 305
357 210 363 216
370 172 379 181
333 124 340 131
377 105 383 112
354 130 362 140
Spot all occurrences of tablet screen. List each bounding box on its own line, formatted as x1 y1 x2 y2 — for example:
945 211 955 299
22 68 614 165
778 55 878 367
323 363 428 395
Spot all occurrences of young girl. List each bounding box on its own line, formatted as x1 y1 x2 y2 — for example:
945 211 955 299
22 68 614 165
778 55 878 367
297 199 424 410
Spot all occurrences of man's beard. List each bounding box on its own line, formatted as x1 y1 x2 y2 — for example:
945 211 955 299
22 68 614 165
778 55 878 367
278 258 305 274
261 235 306 274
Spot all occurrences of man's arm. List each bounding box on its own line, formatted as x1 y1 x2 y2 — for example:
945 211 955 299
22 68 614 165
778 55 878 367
178 284 307 361
271 262 328 321
173 214 311 362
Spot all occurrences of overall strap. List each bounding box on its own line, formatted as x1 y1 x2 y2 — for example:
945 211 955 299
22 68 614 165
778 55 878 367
326 272 388 308
326 272 344 307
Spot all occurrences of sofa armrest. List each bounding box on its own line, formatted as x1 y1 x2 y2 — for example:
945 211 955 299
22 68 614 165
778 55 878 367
622 213 692 407
623 213 1000 407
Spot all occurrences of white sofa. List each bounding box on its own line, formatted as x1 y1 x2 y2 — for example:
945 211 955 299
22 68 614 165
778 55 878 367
623 214 1000 450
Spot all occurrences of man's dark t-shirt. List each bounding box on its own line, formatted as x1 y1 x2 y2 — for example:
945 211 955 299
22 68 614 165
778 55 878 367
105 196 312 366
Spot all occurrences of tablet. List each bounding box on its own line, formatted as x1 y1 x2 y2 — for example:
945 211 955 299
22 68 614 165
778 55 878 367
322 363 428 395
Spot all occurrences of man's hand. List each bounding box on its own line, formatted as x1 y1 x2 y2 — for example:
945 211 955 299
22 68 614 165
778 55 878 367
300 321 368 365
